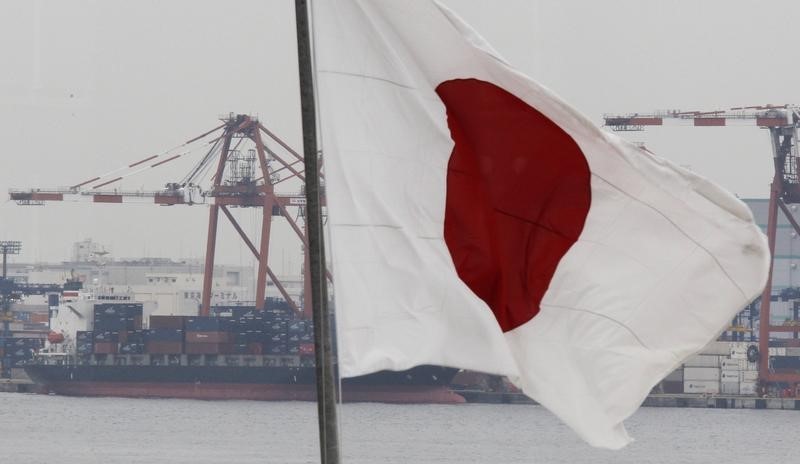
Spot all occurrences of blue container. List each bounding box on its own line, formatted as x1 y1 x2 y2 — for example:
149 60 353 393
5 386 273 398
288 321 306 334
76 341 94 355
269 332 287 343
185 317 232 332
93 331 119 342
119 343 144 354
266 343 287 354
267 321 287 332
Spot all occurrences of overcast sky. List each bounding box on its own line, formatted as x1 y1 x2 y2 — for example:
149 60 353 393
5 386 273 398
1 0 798 275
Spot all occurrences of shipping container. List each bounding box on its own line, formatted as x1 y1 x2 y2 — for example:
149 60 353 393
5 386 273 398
768 347 788 356
684 367 720 381
246 342 263 355
299 343 314 355
740 381 758 395
184 342 234 355
683 355 720 368
144 328 184 342
786 347 800 357
269 332 288 343
145 341 183 354
720 371 739 382
267 343 287 354
701 341 733 356
119 343 144 354
684 380 720 394
720 359 742 371
185 331 232 344
720 381 740 395
94 341 118 354
771 356 800 370
742 370 759 381
149 315 186 330
93 331 119 343
185 317 232 332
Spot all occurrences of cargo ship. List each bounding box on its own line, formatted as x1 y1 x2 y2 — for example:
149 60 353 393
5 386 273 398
23 289 463 403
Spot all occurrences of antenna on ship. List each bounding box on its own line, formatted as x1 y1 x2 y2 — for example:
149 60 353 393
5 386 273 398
294 1 342 463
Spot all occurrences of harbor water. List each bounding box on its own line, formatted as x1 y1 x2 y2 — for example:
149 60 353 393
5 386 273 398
1 393 798 463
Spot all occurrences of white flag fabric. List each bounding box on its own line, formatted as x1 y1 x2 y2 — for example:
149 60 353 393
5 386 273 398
314 0 770 449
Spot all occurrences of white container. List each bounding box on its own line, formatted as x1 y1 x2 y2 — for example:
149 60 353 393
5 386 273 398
730 349 747 360
684 355 720 368
702 341 733 356
721 371 740 382
721 381 740 395
740 381 758 395
742 371 759 381
684 367 720 381
720 359 742 370
786 347 800 357
684 380 720 394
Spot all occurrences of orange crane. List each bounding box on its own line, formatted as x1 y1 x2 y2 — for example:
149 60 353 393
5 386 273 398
9 113 323 319
604 104 800 390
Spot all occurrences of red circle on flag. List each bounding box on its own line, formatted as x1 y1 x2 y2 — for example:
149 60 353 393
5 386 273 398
437 78 591 332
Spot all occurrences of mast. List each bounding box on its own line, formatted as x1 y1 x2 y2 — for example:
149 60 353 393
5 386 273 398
294 1 341 463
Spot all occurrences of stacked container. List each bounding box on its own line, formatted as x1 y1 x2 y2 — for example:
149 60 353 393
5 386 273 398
184 317 234 354
144 317 185 354
720 358 741 394
75 331 94 355
683 354 721 394
1 337 43 367
92 303 144 355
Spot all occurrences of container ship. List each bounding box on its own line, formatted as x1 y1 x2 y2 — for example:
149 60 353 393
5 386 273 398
23 290 463 403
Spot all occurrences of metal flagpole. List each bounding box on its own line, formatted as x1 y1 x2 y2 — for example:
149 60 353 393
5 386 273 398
294 1 341 463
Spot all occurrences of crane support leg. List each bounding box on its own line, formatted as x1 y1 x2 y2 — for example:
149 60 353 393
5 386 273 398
254 197 275 310
219 205 301 314
201 205 220 316
758 183 780 383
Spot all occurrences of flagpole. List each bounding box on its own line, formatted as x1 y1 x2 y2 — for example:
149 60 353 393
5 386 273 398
294 1 341 463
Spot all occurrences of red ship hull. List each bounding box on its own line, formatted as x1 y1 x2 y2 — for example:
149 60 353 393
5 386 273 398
40 381 465 403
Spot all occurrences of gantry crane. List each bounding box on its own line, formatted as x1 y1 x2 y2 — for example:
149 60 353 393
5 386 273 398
0 241 63 378
9 113 323 319
604 104 800 390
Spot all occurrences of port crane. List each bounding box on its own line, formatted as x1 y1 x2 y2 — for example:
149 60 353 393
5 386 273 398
9 114 322 319
604 104 800 389
0 241 63 377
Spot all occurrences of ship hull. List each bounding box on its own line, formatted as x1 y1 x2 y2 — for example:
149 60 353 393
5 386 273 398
24 364 465 404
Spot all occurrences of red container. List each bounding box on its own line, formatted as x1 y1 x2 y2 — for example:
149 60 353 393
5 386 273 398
145 341 183 354
299 343 315 355
247 342 263 355
150 315 185 330
94 342 118 354
184 342 234 355
185 331 232 343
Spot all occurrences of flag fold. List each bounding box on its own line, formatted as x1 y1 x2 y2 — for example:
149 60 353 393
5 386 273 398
314 0 770 449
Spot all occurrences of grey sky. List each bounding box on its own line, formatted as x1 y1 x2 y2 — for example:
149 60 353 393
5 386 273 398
1 0 798 275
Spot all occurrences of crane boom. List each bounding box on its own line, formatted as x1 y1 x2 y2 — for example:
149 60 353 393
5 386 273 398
604 104 800 131
8 114 322 320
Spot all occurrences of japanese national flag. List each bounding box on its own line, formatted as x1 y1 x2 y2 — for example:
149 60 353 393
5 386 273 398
313 0 769 448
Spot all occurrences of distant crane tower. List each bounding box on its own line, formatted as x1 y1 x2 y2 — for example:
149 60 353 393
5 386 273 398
9 114 325 319
603 104 800 390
